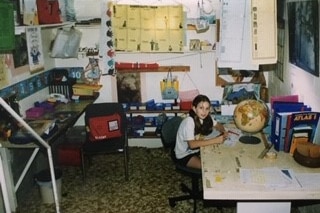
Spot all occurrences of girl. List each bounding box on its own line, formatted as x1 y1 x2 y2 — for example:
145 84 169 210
175 94 228 169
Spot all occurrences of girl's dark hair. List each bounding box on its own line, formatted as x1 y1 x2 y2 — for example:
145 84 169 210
189 95 213 135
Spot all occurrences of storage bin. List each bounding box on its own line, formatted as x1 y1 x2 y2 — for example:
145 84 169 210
180 101 193 110
25 107 45 119
35 169 62 204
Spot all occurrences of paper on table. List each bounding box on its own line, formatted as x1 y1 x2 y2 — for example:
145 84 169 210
203 127 242 147
240 167 301 189
295 173 320 190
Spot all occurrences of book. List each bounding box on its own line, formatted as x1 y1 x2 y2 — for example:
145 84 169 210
284 112 320 153
271 102 311 148
273 107 312 151
289 129 311 155
313 119 320 145
274 112 291 151
270 95 299 109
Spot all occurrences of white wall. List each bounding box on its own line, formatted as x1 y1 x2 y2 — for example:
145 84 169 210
268 1 320 112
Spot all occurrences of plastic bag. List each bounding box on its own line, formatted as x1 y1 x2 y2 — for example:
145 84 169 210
51 27 82 58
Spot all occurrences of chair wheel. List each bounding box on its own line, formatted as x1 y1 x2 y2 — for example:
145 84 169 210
169 199 176 207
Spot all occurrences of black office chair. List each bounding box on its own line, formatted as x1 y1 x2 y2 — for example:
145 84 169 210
161 116 202 213
83 102 129 181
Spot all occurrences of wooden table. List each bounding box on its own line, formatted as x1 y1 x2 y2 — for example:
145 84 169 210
201 132 320 212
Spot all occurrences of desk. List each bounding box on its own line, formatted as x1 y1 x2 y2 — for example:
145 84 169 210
0 99 95 213
201 132 320 212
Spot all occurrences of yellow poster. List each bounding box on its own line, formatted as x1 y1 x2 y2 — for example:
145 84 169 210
155 6 169 29
127 28 140 51
140 28 156 52
112 4 128 27
111 4 184 52
168 5 183 29
140 6 156 29
114 27 127 51
127 5 141 28
155 29 169 52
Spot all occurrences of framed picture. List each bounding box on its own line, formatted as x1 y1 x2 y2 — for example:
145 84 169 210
189 39 201 51
12 33 29 76
287 0 319 77
117 73 141 103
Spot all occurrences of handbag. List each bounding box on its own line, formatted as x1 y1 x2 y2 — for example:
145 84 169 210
179 73 200 101
160 71 179 100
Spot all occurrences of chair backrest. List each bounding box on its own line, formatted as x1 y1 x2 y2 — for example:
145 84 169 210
161 116 183 149
84 102 127 151
85 102 127 133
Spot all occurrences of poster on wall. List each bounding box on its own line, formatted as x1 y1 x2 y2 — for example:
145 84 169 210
287 0 319 77
274 0 285 82
111 4 184 53
116 73 141 103
26 26 44 73
12 33 29 76
0 54 14 89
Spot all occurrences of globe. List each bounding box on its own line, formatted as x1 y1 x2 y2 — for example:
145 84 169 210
233 99 269 144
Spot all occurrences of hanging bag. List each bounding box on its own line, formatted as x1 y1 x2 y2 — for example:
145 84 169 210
179 72 200 101
50 27 82 58
179 72 200 110
160 70 179 100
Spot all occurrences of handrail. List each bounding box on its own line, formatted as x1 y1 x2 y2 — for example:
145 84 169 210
0 97 60 213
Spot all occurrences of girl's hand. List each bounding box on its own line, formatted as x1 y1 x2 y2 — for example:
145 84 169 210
222 131 229 140
216 135 225 144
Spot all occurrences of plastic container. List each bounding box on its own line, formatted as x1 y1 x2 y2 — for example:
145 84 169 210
35 169 62 204
25 107 45 119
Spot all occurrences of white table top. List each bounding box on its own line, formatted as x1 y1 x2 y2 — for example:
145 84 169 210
201 132 320 200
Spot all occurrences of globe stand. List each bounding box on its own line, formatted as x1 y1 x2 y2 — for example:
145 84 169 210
239 134 261 144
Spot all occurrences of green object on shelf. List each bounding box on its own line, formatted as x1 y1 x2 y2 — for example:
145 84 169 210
0 1 15 51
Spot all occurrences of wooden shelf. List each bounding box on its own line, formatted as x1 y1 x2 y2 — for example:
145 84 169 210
15 22 74 35
117 66 190 73
126 109 188 138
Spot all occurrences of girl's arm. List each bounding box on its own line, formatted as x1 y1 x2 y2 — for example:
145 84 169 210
187 134 225 149
187 122 228 149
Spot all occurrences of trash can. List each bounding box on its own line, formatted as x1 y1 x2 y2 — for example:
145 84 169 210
35 169 62 204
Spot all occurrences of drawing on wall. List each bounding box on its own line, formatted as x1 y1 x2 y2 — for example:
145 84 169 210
117 73 141 103
26 26 44 74
287 0 319 77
